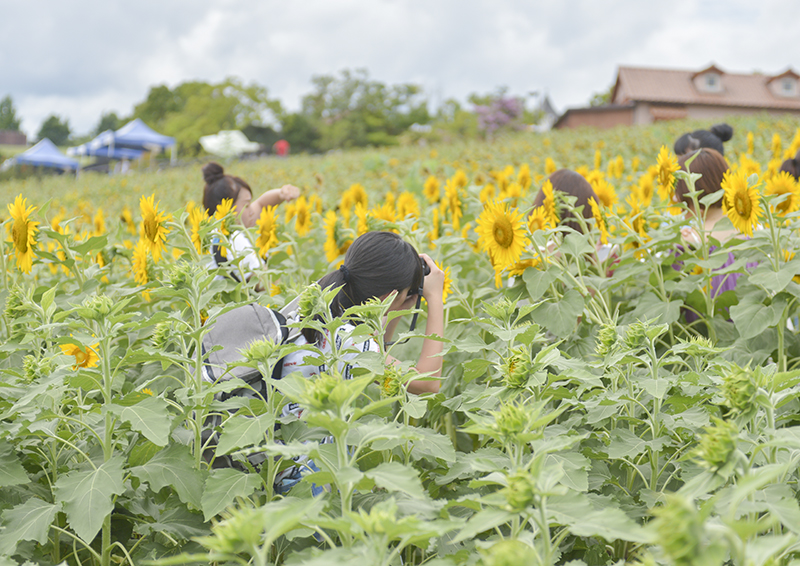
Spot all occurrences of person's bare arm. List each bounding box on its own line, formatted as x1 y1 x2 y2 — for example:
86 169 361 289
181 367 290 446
241 185 300 227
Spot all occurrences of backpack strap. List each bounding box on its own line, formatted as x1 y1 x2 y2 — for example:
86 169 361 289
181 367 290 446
212 244 242 283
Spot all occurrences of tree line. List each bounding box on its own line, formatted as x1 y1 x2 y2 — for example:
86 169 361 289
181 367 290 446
1 69 546 155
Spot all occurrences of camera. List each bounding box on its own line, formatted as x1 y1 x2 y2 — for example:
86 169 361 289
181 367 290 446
408 257 431 296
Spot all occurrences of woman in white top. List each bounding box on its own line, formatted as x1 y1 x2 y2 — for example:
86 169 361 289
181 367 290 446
201 162 299 281
280 231 445 395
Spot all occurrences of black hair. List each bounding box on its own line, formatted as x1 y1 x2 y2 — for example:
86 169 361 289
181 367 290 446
674 148 729 208
201 162 252 215
674 123 734 156
532 169 598 233
779 149 800 180
302 232 424 343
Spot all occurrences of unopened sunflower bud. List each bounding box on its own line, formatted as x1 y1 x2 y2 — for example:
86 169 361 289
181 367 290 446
624 320 647 350
651 495 702 566
151 321 173 350
479 540 538 566
501 471 537 511
693 417 738 472
5 285 31 319
242 337 279 364
297 283 327 320
305 371 340 411
494 403 527 439
503 346 531 388
484 298 517 324
380 365 403 398
720 365 757 416
77 294 114 320
595 323 618 356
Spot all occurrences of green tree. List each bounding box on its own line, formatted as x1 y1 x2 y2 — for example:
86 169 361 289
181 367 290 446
37 115 71 146
296 68 430 151
132 78 282 156
0 95 22 131
589 83 614 107
94 111 123 136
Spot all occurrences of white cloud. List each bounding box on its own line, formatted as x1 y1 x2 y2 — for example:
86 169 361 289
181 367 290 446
2 0 799 138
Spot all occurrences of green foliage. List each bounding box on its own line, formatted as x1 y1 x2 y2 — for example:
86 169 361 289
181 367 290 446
0 95 22 131
36 114 71 146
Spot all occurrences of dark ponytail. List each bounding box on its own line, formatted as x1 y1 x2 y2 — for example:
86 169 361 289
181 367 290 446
201 162 249 215
779 149 800 181
301 232 424 343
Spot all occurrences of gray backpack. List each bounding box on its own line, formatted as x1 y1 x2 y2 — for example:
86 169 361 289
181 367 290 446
199 297 301 468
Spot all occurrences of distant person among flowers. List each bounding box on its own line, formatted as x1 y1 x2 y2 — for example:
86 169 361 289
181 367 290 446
201 161 299 281
273 139 290 157
672 148 757 322
531 169 600 234
779 149 800 180
673 123 734 156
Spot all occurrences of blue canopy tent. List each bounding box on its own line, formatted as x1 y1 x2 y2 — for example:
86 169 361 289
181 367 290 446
0 139 79 172
68 132 144 160
94 119 176 163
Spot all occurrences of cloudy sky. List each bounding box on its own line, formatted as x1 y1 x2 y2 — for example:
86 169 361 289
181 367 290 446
2 0 798 138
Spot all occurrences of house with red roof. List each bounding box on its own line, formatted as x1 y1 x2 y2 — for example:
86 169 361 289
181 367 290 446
555 64 800 130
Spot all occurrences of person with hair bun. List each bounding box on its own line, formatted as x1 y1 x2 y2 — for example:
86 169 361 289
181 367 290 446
674 148 735 244
280 231 445 395
201 161 300 280
674 123 734 156
779 149 800 180
531 169 599 234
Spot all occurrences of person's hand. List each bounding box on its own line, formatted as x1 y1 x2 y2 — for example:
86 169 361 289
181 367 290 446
279 184 300 202
420 254 444 303
681 226 701 248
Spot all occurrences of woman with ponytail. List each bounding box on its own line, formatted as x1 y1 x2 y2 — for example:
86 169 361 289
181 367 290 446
201 161 300 280
779 149 800 180
280 231 445 395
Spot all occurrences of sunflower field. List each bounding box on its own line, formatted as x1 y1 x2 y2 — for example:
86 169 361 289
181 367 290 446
4 114 800 566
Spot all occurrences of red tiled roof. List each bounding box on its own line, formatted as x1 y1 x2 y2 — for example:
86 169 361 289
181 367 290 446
612 65 800 110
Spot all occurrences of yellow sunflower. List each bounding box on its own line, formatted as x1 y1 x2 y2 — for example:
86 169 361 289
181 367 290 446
323 210 351 263
428 208 440 247
452 169 469 189
764 171 800 216
475 200 530 270
423 176 441 204
132 238 152 287
188 203 207 253
443 180 463 231
479 184 497 203
541 180 559 226
772 133 783 160
722 170 763 236
355 202 369 236
293 196 311 236
591 178 619 209
121 205 137 235
435 260 453 302
528 206 551 233
508 257 542 277
339 190 354 222
140 194 171 263
371 202 397 225
92 208 106 237
256 205 279 256
656 146 679 203
396 191 420 219
545 157 557 176
60 342 99 370
588 197 609 245
348 183 368 209
7 195 39 274
517 164 532 190
634 168 656 207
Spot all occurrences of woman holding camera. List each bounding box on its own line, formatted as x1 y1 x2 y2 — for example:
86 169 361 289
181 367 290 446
279 231 444 394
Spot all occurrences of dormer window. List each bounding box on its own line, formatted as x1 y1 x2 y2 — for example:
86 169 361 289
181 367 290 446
693 68 724 93
781 78 797 96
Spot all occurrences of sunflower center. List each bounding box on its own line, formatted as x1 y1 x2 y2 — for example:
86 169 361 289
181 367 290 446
143 218 158 242
11 219 28 253
493 217 514 248
734 192 751 217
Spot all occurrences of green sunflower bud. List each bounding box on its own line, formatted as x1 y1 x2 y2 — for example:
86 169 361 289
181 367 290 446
169 260 201 288
151 321 173 350
304 371 340 411
595 323 618 357
484 297 517 324
720 365 758 416
380 364 403 398
502 346 531 388
5 284 32 319
494 403 528 439
242 337 279 364
693 417 738 472
651 495 702 566
501 471 537 511
479 540 538 566
77 294 114 320
297 283 327 320
623 320 647 351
